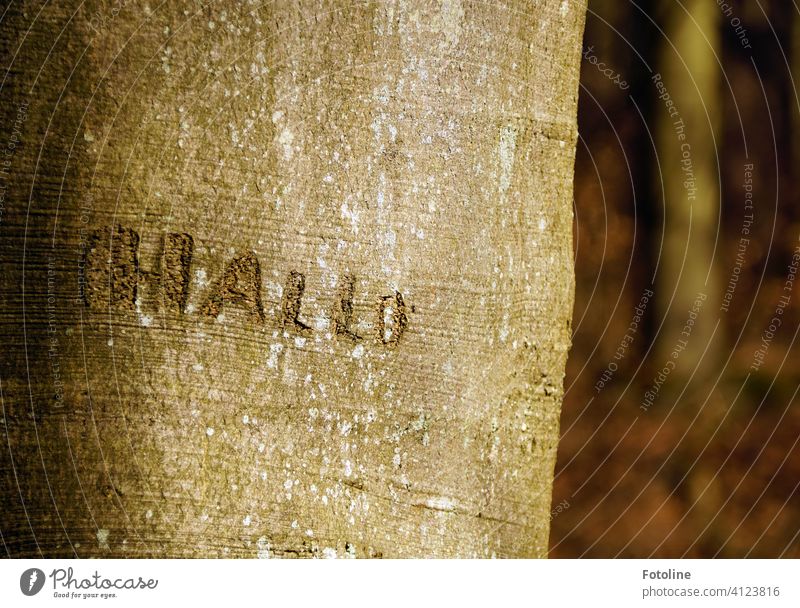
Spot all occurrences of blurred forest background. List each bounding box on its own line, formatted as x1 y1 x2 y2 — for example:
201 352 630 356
551 0 800 557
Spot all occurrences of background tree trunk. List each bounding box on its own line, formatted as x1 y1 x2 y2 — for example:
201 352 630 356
0 0 585 558
654 0 721 380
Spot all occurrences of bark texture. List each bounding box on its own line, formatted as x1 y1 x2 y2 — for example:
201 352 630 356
0 0 586 558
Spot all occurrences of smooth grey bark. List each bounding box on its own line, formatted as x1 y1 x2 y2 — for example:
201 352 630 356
0 0 586 558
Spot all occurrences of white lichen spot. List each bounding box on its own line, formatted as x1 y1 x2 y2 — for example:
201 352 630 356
314 314 330 332
322 547 338 559
96 528 110 550
294 336 307 348
383 304 395 342
160 47 173 73
192 363 204 372
380 227 396 249
206 427 215 437
145 509 153 519
538 218 547 231
256 536 271 559
278 127 294 160
499 311 510 343
194 268 208 287
344 460 353 477
267 343 284 369
559 0 569 17
431 0 464 47
242 414 250 424
426 496 457 512
363 374 375 392
283 365 298 386
498 124 518 194
351 344 365 359
243 514 252 526
340 201 360 233
291 520 298 529
265 280 283 301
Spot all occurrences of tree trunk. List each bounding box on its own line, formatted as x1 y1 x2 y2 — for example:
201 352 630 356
0 0 585 558
654 0 721 380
